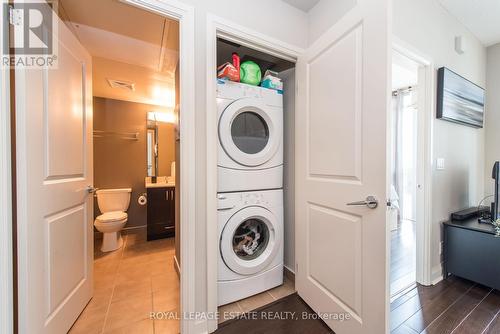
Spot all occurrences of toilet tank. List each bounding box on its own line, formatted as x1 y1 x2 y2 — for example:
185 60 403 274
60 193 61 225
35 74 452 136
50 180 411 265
96 188 132 213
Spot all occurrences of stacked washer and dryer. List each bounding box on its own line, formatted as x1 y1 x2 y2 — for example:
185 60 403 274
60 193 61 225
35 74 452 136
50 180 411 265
217 80 284 306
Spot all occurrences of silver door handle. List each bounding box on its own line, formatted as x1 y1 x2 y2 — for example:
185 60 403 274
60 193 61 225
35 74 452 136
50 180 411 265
347 196 378 209
86 186 98 194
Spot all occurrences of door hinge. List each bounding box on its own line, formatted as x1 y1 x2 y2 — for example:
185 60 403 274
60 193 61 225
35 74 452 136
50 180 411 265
9 5 22 26
295 263 298 274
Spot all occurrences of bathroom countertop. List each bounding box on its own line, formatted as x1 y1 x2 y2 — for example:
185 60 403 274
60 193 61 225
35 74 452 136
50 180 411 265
145 181 175 189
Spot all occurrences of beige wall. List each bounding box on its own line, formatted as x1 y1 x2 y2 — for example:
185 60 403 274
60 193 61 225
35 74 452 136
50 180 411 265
93 97 175 228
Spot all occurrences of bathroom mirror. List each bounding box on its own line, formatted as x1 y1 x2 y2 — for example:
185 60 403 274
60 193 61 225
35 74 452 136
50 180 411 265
146 112 177 179
146 122 158 177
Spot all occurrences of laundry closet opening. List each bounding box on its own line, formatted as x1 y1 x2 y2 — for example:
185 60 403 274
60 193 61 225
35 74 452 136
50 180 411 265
215 37 297 323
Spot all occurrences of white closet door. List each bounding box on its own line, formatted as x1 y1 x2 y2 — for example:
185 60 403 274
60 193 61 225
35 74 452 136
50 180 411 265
295 0 391 333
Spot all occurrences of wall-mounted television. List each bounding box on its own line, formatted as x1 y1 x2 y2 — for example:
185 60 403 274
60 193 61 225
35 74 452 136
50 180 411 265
436 67 485 128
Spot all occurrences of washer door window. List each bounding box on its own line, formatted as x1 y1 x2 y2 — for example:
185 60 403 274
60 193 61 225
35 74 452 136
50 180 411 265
221 207 282 275
219 98 279 167
232 218 269 260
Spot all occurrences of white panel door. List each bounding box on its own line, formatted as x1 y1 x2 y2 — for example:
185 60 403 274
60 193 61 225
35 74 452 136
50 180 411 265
295 0 390 333
15 4 93 334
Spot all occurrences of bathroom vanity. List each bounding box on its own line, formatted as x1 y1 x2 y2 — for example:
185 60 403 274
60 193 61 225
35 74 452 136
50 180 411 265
145 112 177 241
146 179 175 241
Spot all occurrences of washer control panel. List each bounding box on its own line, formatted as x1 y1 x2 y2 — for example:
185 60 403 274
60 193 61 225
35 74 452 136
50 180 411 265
217 189 282 211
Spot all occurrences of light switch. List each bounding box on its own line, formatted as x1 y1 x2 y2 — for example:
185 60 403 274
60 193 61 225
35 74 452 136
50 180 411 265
437 158 445 170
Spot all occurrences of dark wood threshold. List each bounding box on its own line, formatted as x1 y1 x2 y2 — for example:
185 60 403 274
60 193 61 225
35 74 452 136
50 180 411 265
215 293 333 334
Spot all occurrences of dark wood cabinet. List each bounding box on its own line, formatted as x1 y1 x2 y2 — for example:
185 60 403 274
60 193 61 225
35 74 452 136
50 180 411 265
443 218 500 290
147 187 175 241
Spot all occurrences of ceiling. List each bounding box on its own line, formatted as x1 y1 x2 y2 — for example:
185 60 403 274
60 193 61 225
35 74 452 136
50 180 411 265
281 0 320 12
439 0 500 46
59 0 179 107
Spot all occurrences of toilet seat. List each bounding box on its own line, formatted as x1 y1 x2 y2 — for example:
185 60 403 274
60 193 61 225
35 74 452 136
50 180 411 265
96 211 127 223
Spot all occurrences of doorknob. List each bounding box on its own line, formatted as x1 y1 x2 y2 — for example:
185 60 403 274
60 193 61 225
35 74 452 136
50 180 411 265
347 196 378 209
86 186 99 194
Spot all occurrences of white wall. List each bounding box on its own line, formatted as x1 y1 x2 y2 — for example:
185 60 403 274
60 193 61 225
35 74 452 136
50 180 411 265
484 43 500 195
308 0 356 44
174 0 308 323
393 0 487 281
281 68 295 272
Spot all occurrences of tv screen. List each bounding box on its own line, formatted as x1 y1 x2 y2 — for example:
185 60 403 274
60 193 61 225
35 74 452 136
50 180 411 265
437 67 485 128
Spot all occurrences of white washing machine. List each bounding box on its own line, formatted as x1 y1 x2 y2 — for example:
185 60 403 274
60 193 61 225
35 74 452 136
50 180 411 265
217 80 283 193
218 189 283 306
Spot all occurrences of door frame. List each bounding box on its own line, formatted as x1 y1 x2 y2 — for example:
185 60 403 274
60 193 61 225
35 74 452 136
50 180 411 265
7 0 196 333
392 38 435 286
205 14 303 332
0 2 14 332
121 1 197 333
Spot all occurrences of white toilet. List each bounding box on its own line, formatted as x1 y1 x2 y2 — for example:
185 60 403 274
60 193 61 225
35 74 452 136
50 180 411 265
94 188 132 252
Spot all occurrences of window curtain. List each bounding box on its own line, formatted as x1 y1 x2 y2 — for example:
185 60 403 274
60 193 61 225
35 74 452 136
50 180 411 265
391 88 418 222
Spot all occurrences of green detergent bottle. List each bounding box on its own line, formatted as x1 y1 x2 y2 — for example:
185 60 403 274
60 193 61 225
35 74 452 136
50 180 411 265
240 61 261 86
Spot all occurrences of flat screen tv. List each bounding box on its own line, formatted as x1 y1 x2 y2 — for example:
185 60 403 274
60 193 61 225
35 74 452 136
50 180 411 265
437 67 485 128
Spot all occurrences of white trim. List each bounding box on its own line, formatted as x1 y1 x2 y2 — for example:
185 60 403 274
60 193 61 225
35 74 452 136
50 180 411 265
122 1 197 333
0 2 14 332
284 264 295 275
205 14 302 333
431 264 444 285
392 38 435 286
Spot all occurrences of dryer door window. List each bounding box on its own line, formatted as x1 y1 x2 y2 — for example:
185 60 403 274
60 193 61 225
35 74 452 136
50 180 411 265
219 98 281 167
231 112 269 155
221 206 282 275
232 218 270 260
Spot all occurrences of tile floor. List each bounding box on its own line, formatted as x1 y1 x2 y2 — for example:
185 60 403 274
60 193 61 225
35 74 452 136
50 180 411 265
69 227 295 333
69 228 179 334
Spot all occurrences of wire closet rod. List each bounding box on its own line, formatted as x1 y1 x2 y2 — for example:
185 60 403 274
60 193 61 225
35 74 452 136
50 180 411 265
93 130 139 141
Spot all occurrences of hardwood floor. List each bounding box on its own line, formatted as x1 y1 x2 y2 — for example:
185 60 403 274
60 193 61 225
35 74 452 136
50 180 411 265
391 276 500 333
391 219 416 296
217 277 500 334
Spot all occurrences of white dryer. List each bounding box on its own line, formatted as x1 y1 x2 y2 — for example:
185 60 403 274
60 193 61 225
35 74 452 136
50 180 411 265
217 80 283 193
218 189 283 306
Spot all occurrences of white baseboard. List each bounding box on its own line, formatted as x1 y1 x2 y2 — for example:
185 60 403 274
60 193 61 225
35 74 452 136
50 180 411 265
284 265 295 283
284 264 295 275
431 264 444 285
